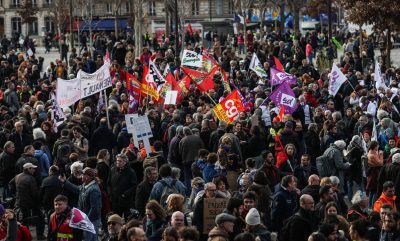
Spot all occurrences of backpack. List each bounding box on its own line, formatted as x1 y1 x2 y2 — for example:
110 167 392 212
159 179 178 207
316 147 335 177
56 140 73 167
278 214 300 241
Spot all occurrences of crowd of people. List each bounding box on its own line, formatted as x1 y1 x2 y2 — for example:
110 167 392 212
0 25 399 241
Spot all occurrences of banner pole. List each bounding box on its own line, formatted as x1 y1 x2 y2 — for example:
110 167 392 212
205 92 217 106
103 89 111 129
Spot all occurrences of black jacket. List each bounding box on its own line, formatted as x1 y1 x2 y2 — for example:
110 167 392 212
287 208 319 241
293 165 318 190
107 165 137 211
90 125 116 156
301 185 320 206
0 151 15 186
135 179 155 216
40 174 63 210
8 132 31 159
10 170 39 209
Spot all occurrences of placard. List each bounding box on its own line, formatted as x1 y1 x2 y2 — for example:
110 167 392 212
203 198 228 234
164 91 178 105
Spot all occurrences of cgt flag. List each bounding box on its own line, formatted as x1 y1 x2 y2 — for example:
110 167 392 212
269 82 298 114
212 89 245 124
69 208 96 234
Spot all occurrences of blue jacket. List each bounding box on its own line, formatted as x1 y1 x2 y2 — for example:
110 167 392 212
64 180 102 222
149 177 186 202
203 164 217 182
35 149 50 178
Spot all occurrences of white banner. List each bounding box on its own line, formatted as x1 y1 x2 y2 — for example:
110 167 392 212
181 49 203 68
77 63 112 98
51 94 66 133
249 53 267 78
328 64 347 96
148 59 166 92
56 77 81 108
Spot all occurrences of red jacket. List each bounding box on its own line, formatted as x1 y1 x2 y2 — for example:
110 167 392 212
373 193 397 213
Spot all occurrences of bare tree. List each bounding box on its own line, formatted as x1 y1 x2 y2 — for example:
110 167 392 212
47 0 70 57
254 0 273 40
133 0 143 57
233 0 255 52
17 0 38 35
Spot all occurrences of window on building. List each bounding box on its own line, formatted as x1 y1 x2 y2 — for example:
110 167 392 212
192 0 199 15
11 0 19 7
215 0 222 15
28 17 38 35
11 17 21 33
148 0 156 16
106 3 112 14
44 16 54 33
228 0 234 14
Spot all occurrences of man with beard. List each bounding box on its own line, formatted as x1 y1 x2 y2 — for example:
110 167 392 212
293 154 318 190
259 151 280 191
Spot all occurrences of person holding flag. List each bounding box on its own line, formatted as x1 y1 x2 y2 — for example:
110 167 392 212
48 195 83 241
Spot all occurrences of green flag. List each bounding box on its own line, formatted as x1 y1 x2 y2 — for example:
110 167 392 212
332 37 342 49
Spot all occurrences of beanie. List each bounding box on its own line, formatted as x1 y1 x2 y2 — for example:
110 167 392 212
245 208 260 226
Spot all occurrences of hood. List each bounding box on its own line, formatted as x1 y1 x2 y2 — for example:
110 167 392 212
35 149 44 156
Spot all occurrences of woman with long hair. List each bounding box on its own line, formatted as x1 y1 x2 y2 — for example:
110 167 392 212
278 143 297 176
366 140 384 207
144 200 166 240
96 149 110 185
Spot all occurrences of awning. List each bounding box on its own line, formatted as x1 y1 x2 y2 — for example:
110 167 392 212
80 19 128 31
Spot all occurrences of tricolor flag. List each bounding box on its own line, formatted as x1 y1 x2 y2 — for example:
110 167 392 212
328 63 347 96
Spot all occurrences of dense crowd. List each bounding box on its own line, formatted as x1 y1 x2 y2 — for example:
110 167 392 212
0 27 399 241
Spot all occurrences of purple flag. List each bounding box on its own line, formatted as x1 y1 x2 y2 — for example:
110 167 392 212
128 89 139 114
270 67 297 86
269 82 298 114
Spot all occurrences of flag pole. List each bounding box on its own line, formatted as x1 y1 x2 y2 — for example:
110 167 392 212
205 92 217 106
103 89 111 129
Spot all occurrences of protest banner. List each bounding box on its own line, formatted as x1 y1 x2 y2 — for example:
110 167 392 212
203 198 228 234
212 90 244 124
269 82 298 114
181 49 203 68
77 63 112 98
249 53 267 78
270 67 297 86
125 114 153 155
164 91 178 105
56 77 81 108
69 208 96 234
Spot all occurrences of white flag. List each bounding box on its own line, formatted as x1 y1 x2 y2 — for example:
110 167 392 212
69 208 96 234
51 94 66 133
249 53 267 78
328 64 347 96
148 59 166 92
375 60 388 90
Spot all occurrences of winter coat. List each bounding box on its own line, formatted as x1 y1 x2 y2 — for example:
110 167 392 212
11 170 39 209
149 177 186 203
107 165 137 212
271 185 297 231
287 208 318 241
63 180 102 222
40 174 63 211
34 149 50 178
179 134 204 165
135 179 155 216
377 162 400 209
90 125 116 156
208 227 230 241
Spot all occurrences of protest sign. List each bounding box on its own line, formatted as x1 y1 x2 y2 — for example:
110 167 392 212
203 198 228 234
181 49 203 68
56 77 81 108
164 91 178 105
125 114 153 155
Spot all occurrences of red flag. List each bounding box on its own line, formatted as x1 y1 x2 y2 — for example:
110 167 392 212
275 134 288 168
126 72 141 100
212 89 245 124
141 65 159 100
277 105 285 121
158 71 177 102
180 66 216 92
274 56 284 72
187 23 193 35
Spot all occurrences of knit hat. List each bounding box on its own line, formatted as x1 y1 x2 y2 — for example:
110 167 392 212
0 204 5 217
392 153 400 164
82 167 97 178
107 214 124 225
245 208 260 226
215 213 236 225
